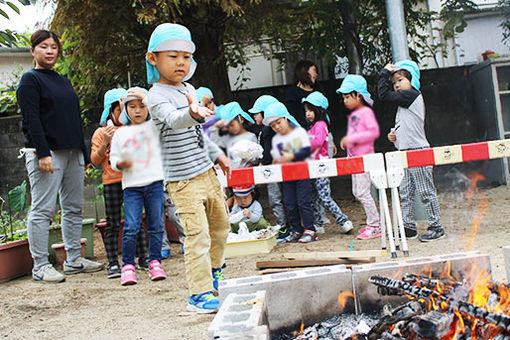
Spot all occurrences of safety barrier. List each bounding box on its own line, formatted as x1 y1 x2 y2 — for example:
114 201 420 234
217 139 510 258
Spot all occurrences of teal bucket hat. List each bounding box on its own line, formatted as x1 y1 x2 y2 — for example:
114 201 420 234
248 95 278 114
146 23 197 84
336 74 373 106
100 88 128 126
301 91 329 109
118 87 149 125
393 60 421 91
262 102 301 127
219 101 255 125
196 87 214 102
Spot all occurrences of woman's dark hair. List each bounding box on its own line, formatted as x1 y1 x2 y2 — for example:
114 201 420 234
294 60 317 87
31 30 62 56
304 102 330 130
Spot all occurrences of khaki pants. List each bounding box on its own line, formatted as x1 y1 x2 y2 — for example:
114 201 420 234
166 168 230 295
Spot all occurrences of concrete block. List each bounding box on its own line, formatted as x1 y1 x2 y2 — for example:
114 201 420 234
218 265 353 331
503 246 510 283
352 251 491 313
209 290 268 339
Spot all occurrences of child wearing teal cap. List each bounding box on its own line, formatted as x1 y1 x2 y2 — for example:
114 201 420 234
210 101 257 169
337 75 381 240
146 23 231 313
196 86 220 136
378 60 444 242
91 88 149 279
302 92 353 236
264 102 317 243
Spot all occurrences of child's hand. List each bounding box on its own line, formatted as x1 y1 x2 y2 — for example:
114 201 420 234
102 126 115 145
243 209 251 218
388 131 396 143
273 152 294 164
216 153 231 176
384 63 394 72
214 120 226 128
187 93 213 120
117 159 133 170
340 136 349 150
127 88 147 101
332 143 338 156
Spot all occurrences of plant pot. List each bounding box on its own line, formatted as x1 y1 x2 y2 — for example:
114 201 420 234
0 239 33 282
48 218 96 264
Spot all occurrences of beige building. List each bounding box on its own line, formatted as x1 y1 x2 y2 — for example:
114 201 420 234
0 47 32 86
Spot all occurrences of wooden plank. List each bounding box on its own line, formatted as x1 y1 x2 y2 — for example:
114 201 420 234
256 258 374 270
283 250 386 260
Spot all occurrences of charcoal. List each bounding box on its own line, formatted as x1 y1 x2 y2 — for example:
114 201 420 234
412 310 454 339
380 331 404 340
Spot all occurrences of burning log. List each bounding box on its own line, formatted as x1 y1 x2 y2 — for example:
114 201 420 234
369 275 510 335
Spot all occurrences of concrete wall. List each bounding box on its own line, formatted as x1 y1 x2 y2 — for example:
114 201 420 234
0 49 32 86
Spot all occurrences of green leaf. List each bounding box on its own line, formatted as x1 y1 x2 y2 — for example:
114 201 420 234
0 8 9 19
8 180 27 212
6 2 20 14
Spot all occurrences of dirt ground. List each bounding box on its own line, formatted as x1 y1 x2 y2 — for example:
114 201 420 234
1 185 510 340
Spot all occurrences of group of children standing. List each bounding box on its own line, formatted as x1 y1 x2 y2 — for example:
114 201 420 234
89 22 445 314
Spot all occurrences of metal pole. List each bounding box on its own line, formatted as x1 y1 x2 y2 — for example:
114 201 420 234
385 0 410 62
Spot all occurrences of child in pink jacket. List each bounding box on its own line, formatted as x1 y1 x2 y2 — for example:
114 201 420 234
337 75 381 240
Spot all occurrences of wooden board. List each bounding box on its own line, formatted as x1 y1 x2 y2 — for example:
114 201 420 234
255 258 375 270
283 250 386 260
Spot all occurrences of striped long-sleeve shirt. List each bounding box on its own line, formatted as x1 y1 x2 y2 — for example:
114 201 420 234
148 82 223 182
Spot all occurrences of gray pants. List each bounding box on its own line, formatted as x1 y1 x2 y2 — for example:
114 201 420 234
25 149 84 270
161 192 185 250
399 166 442 231
267 182 287 227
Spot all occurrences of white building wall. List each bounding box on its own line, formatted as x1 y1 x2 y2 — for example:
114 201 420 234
0 50 33 86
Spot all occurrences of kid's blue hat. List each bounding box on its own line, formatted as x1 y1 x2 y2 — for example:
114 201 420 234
393 60 421 91
196 87 214 102
336 74 373 106
248 95 278 114
262 102 300 127
301 91 329 109
118 87 149 125
219 101 255 125
146 23 197 84
100 88 128 126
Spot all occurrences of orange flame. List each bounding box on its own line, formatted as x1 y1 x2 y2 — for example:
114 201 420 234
464 173 489 250
338 291 355 308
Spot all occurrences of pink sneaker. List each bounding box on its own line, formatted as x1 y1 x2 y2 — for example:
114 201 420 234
149 260 167 281
357 227 382 240
121 264 137 285
359 226 379 234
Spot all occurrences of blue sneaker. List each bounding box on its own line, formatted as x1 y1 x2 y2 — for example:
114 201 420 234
212 267 225 291
161 249 171 259
187 291 220 313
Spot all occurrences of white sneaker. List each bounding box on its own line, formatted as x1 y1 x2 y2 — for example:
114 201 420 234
63 257 104 275
315 226 325 234
339 220 353 234
33 264 65 283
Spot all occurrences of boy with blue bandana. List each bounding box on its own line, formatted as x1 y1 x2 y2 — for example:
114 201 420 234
378 60 445 242
146 23 231 313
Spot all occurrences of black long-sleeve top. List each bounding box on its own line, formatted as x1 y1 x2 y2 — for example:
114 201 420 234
260 126 276 165
16 69 88 161
284 85 313 129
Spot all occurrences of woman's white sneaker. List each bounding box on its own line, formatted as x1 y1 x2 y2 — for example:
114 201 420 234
33 264 65 283
63 257 104 274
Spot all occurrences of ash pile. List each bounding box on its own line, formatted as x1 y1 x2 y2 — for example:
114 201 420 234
280 271 510 340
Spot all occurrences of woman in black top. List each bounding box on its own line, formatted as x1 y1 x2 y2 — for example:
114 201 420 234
17 30 103 282
284 60 319 128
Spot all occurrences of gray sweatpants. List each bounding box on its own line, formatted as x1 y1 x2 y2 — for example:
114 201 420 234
161 192 185 250
267 182 287 227
399 166 442 231
25 149 84 270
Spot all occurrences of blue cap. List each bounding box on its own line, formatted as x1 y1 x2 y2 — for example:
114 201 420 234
100 88 128 126
393 60 421 91
118 87 149 125
262 102 300 127
336 74 373 106
217 101 255 125
146 23 197 84
248 95 278 114
301 91 329 109
196 87 214 102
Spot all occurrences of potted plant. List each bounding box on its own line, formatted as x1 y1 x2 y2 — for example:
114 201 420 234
0 181 32 282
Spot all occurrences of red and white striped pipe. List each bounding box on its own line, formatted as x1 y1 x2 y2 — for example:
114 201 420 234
385 139 510 169
225 153 385 187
